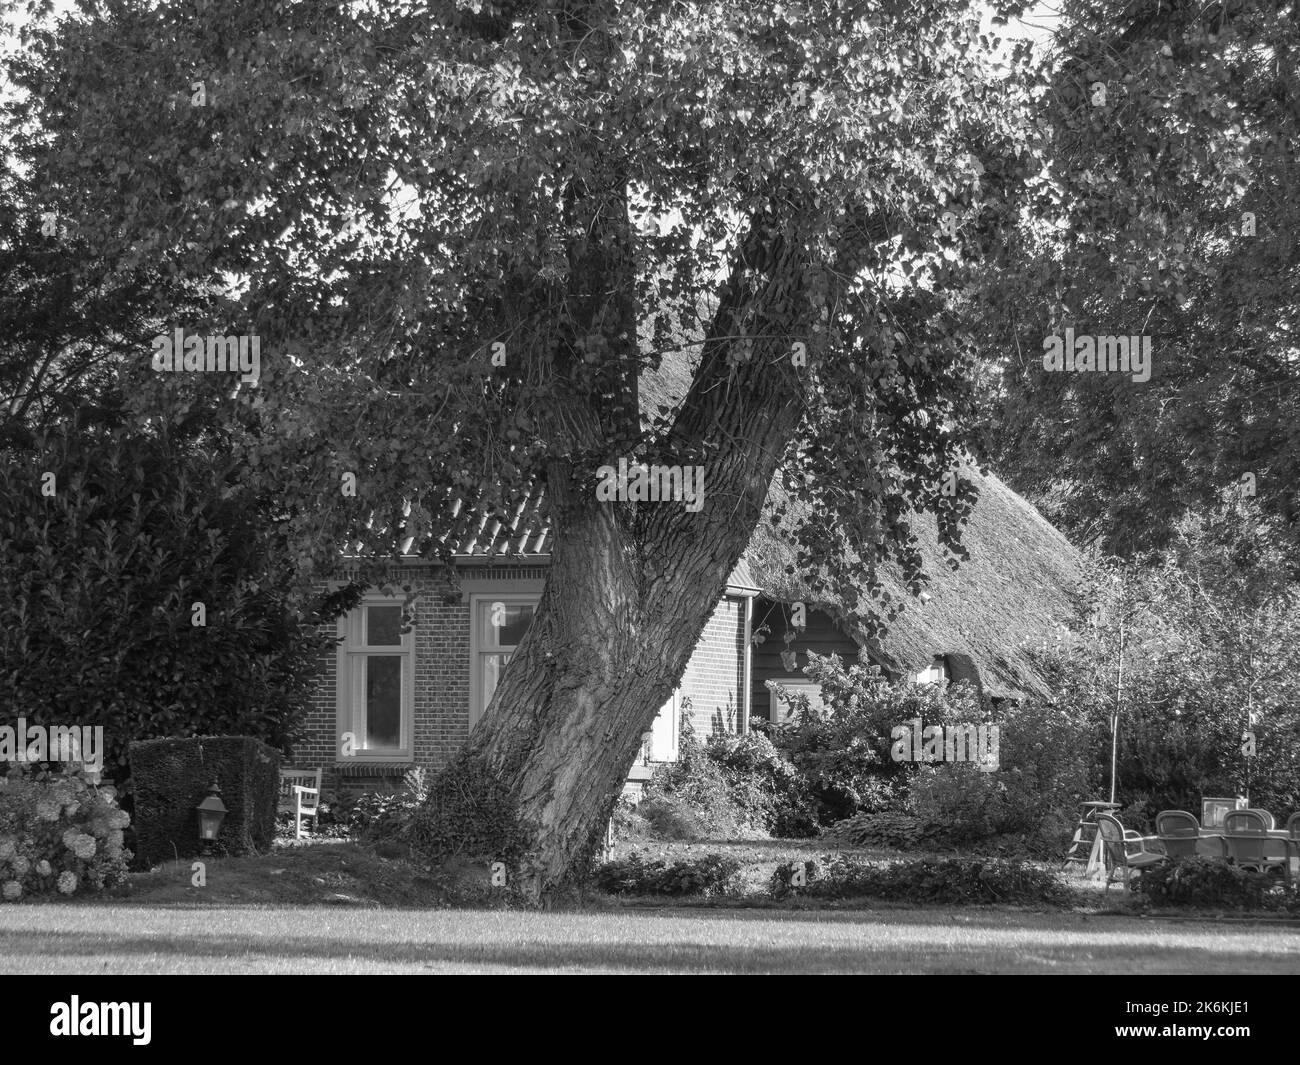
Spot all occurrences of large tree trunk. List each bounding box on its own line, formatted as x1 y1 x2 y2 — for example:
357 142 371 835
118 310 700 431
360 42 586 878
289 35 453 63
460 466 771 896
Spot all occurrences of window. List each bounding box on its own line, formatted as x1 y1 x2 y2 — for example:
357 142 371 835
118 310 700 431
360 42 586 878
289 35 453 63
916 655 949 686
646 691 679 762
767 679 827 723
337 599 414 760
470 595 538 726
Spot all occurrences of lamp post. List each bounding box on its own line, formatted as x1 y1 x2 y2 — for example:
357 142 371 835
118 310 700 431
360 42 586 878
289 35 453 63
1110 611 1125 805
1096 572 1153 809
196 780 227 853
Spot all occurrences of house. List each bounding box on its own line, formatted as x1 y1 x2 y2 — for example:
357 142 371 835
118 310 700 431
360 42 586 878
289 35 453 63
298 338 1083 796
300 529 760 797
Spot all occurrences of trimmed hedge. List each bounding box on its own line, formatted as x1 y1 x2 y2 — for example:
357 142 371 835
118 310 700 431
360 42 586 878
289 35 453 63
129 736 280 866
770 855 1069 905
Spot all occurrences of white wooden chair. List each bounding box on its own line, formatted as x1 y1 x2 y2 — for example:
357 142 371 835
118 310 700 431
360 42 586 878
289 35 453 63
278 768 322 839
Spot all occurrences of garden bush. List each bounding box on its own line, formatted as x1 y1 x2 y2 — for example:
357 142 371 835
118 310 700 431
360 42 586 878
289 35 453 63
640 718 774 839
640 656 1095 847
1134 856 1282 910
593 851 741 897
0 765 131 900
764 656 920 825
703 730 819 837
404 752 532 863
632 795 714 841
347 768 429 840
129 735 279 866
820 810 950 850
770 855 1068 905
0 427 335 777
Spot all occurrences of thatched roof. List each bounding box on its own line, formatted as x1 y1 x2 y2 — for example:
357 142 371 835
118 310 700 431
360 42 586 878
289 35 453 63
638 319 1083 698
744 470 1081 698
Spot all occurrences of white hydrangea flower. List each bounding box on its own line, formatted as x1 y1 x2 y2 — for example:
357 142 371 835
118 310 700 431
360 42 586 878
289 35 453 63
10 856 29 877
61 829 80 850
36 860 52 877
57 871 77 895
35 799 61 822
72 837 97 861
0 839 14 861
1 880 20 901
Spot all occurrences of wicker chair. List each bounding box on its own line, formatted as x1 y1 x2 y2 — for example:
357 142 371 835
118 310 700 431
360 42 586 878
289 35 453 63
1155 809 1225 859
1097 813 1167 893
1222 809 1290 879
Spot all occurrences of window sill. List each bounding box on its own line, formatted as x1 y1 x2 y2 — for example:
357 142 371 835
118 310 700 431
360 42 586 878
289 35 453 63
336 759 415 776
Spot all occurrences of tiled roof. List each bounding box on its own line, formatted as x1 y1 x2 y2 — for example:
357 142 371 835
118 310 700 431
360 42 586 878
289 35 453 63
365 480 759 593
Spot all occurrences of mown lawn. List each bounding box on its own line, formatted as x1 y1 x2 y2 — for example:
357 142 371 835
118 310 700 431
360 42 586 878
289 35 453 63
2 903 1299 973
2 840 1297 973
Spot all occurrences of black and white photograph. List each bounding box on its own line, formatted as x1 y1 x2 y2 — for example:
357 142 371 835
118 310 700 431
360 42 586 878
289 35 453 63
0 0 1296 1027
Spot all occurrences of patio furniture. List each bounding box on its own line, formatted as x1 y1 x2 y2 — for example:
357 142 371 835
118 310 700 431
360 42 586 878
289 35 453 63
1248 809 1276 830
1097 813 1168 893
1287 814 1300 878
278 767 322 840
1064 800 1122 872
1155 810 1225 858
1222 809 1290 879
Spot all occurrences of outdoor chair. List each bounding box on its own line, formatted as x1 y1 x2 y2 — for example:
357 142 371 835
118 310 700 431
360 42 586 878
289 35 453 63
1286 814 1300 879
1097 813 1167 893
1155 810 1224 859
278 767 322 840
1248 809 1276 829
1222 809 1290 880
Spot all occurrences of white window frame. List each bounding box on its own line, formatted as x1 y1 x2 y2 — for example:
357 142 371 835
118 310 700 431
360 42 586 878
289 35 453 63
468 593 540 728
767 679 827 723
916 655 949 687
336 595 415 761
646 690 680 762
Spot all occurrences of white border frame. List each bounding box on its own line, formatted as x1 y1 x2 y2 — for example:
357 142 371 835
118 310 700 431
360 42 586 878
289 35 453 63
468 591 542 729
335 593 416 762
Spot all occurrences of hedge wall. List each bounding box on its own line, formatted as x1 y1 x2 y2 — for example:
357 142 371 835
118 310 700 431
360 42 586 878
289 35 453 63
129 736 280 867
0 427 336 777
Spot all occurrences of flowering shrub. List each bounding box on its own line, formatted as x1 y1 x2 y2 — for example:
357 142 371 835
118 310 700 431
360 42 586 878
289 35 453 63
0 765 131 900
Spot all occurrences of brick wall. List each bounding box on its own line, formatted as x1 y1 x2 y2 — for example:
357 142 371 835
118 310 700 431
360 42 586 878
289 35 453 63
300 565 749 793
678 595 747 737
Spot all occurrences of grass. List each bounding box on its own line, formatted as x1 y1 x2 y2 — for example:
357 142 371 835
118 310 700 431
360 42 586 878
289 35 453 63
2 837 1297 973
2 903 1298 973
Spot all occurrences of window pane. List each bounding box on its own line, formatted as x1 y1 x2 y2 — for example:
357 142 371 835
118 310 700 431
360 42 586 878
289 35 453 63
366 605 403 646
478 602 535 648
481 652 512 711
365 656 402 748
